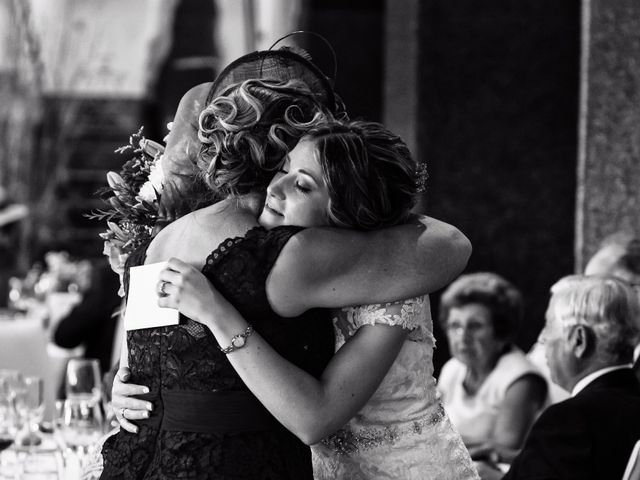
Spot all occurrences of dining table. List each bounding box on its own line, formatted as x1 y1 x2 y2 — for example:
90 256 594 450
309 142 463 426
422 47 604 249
0 290 123 479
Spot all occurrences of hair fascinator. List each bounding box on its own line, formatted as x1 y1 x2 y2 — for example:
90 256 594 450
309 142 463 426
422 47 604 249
207 31 340 114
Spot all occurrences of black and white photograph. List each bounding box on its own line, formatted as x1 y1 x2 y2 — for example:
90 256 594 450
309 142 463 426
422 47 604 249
0 1 639 479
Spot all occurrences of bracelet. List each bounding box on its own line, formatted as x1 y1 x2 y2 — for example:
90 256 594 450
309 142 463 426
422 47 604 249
219 324 254 354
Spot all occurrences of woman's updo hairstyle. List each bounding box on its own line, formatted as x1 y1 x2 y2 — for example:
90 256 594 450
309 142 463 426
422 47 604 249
198 78 330 197
306 120 417 230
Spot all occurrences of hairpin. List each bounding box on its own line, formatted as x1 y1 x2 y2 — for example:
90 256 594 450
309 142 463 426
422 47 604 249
416 162 429 194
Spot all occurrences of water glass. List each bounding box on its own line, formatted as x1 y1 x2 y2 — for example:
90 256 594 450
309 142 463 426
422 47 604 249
59 396 104 471
15 376 44 448
65 358 102 401
0 374 21 478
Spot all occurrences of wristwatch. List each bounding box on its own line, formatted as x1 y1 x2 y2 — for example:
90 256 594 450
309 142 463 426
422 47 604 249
219 324 254 354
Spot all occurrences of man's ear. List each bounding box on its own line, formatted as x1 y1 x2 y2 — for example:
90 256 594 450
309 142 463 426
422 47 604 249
568 324 595 359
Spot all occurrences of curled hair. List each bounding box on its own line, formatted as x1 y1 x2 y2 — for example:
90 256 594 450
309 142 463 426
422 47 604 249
549 275 640 364
197 79 329 197
304 120 417 230
439 272 524 342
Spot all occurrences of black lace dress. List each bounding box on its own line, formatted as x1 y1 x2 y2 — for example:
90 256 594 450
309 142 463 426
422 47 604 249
100 226 334 479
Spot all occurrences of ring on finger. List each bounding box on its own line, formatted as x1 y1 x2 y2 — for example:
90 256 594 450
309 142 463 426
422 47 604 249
120 407 126 418
159 280 169 296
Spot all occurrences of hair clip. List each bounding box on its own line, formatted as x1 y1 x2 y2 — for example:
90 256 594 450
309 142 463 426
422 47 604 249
415 162 429 194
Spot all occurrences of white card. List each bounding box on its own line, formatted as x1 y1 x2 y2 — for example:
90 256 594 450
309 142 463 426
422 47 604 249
124 262 180 331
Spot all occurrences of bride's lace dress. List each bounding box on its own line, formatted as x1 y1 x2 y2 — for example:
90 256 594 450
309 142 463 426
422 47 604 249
100 226 334 479
312 297 479 480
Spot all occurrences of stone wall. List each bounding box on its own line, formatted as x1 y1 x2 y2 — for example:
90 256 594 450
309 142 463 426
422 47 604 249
576 0 640 270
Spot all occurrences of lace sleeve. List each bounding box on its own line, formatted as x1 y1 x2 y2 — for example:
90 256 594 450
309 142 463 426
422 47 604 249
341 296 428 337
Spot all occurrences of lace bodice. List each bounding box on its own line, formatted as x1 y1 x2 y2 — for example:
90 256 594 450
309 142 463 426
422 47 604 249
312 296 479 480
101 226 334 480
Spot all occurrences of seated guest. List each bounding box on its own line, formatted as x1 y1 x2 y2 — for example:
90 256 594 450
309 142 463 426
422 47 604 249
53 259 122 375
584 232 640 287
0 187 28 307
437 272 548 461
528 231 640 399
478 275 640 480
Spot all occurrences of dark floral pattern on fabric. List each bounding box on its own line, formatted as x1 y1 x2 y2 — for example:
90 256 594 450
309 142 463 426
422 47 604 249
100 226 334 479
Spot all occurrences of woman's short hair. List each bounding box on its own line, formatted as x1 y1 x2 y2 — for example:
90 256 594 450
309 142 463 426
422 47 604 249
303 120 418 230
439 272 524 342
549 274 640 363
197 78 330 197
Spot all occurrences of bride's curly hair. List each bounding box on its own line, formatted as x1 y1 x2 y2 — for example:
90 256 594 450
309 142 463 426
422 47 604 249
197 79 331 197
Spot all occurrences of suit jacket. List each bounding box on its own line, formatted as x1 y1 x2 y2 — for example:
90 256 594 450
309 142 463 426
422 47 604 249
53 262 121 374
504 368 640 480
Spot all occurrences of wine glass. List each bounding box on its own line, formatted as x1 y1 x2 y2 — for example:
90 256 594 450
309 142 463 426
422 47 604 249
0 378 19 469
0 370 25 429
59 397 104 470
65 358 102 402
0 369 25 401
14 376 44 449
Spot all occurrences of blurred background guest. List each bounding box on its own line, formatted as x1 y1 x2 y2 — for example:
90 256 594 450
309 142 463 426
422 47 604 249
527 230 640 400
584 232 640 379
478 275 640 480
437 272 548 462
584 232 640 286
0 186 28 308
52 258 122 377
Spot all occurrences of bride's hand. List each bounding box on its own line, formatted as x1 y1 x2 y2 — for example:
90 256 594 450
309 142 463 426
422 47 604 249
156 257 225 325
111 367 153 434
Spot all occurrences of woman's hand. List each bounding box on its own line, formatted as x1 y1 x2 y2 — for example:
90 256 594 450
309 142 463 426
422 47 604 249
111 367 153 434
156 258 223 325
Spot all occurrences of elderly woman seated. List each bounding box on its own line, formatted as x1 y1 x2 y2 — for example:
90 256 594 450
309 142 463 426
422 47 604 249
437 272 548 462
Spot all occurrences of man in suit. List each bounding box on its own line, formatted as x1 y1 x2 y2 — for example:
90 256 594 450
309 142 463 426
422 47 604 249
53 258 122 375
477 274 640 480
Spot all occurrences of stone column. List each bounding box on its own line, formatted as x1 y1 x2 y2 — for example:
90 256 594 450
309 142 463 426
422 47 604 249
576 0 640 271
383 0 424 211
383 0 420 160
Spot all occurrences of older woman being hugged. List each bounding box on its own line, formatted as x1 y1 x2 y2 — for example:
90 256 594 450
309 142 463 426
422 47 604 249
437 272 548 463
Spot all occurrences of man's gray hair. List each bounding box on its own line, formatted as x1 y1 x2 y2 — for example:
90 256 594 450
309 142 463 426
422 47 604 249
550 275 640 364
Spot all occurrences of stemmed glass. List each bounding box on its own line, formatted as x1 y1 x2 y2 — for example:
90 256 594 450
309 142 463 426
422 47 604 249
58 396 104 472
14 376 44 449
0 370 25 437
0 377 20 472
65 358 102 402
0 370 25 404
61 358 104 469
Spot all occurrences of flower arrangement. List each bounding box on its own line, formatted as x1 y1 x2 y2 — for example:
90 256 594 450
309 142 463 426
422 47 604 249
88 128 165 255
87 128 166 295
